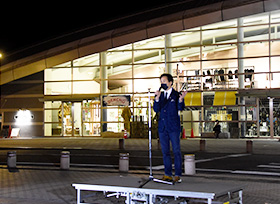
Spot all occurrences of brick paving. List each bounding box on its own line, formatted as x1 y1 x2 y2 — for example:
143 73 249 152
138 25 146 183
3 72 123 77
0 167 279 204
0 138 279 203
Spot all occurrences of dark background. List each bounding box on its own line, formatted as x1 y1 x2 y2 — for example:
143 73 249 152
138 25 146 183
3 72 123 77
0 1 178 55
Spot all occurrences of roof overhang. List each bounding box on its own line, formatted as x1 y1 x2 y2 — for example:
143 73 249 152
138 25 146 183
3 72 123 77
1 0 280 85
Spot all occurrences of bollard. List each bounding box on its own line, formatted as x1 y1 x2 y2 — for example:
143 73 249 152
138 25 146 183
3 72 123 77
119 153 129 172
246 140 253 153
184 154 196 175
200 139 206 151
60 151 70 170
7 151 16 169
119 138 125 150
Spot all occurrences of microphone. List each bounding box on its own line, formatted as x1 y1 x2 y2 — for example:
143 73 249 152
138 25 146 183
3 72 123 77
155 86 162 98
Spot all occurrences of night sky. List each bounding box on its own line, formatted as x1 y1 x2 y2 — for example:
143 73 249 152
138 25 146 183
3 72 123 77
0 1 176 57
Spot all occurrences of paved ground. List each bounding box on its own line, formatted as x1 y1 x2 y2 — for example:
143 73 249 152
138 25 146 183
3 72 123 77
0 167 279 204
0 138 279 203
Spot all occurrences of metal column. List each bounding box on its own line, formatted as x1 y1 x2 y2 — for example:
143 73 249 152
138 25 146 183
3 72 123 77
269 97 274 138
256 98 260 137
165 34 172 74
100 52 108 132
238 18 246 138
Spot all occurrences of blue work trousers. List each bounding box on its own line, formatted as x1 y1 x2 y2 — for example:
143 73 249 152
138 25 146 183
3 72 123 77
159 130 182 177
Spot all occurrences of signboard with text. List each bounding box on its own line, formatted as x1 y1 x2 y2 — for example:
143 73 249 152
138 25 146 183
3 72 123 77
102 95 131 106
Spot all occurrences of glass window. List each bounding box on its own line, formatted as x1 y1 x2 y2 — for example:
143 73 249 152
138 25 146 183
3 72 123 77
270 24 280 40
108 65 132 78
108 44 132 51
53 61 71 68
202 59 238 90
271 56 280 72
73 81 100 94
134 36 165 49
44 123 62 136
107 79 133 93
172 31 201 47
271 57 280 88
45 68 71 81
73 53 99 66
243 12 269 26
243 25 269 42
134 49 164 64
244 57 269 73
173 47 201 61
203 92 214 106
82 100 101 136
107 50 132 66
45 82 72 95
202 19 237 30
202 44 237 60
271 40 280 55
44 101 61 109
73 67 99 80
44 110 60 122
83 100 100 122
202 28 237 45
134 78 159 93
271 10 280 23
83 123 100 136
243 42 269 57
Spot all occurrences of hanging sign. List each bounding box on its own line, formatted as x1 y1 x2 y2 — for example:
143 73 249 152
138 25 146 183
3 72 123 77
103 95 131 106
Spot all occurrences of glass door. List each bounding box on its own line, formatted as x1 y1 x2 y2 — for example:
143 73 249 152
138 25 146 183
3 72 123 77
82 100 101 136
61 102 82 136
62 102 72 136
73 102 82 136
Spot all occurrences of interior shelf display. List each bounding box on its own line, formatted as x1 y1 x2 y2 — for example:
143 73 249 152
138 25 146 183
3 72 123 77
174 66 255 91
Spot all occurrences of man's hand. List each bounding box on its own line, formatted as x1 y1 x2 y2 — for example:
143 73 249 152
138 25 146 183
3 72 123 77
155 90 161 101
179 91 187 103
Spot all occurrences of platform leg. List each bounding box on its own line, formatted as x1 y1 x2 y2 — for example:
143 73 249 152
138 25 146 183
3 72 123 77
239 190 243 204
149 194 155 204
77 189 81 204
125 192 131 204
207 198 212 204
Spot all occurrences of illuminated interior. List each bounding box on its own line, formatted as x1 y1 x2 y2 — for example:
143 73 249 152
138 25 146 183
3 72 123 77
44 10 280 137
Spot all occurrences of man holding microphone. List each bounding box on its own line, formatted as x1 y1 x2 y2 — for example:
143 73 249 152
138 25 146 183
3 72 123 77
153 73 187 183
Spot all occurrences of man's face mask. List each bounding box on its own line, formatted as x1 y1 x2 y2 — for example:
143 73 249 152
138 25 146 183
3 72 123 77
161 83 168 90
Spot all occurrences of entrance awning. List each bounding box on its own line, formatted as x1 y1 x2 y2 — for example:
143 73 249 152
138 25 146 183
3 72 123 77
184 92 201 106
213 91 237 106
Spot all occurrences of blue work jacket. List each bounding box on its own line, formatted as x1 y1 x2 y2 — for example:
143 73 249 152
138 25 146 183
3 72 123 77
153 89 185 133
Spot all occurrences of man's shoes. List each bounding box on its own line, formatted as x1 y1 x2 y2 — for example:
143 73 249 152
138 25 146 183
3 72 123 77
173 176 182 183
162 175 173 182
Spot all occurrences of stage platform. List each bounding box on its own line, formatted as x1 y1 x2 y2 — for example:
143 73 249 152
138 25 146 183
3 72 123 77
73 175 243 204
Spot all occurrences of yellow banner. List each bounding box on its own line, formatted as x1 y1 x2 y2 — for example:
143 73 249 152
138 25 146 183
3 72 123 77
184 92 201 106
213 91 236 106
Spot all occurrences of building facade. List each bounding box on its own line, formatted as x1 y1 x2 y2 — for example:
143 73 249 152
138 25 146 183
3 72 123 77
1 0 280 138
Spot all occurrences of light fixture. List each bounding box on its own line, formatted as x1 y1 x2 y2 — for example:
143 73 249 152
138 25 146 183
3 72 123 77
14 109 34 125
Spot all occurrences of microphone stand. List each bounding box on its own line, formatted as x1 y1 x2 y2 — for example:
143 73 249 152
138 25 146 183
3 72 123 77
139 88 174 188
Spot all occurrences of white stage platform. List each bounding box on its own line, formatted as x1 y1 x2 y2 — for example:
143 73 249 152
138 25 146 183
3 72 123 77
73 175 243 204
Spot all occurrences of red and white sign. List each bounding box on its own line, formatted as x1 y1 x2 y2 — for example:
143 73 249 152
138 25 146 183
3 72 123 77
103 96 130 106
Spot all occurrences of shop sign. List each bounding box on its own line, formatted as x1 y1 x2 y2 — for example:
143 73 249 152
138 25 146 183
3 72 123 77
103 95 131 106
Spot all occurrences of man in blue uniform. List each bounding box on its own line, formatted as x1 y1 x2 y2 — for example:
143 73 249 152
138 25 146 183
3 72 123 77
154 73 187 183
